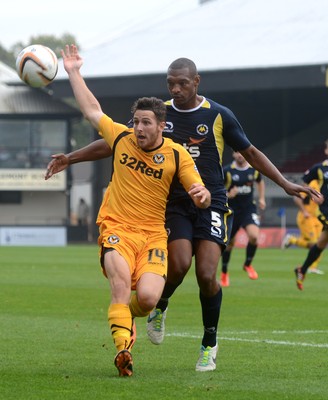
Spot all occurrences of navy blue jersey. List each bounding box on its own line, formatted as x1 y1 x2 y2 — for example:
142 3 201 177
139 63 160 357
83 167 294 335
163 97 251 203
223 162 262 210
303 160 328 215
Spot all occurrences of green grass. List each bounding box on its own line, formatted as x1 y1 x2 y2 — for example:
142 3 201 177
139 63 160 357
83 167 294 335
0 245 327 399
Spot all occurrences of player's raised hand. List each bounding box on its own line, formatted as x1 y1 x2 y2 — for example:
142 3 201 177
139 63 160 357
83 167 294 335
45 153 69 180
61 44 83 73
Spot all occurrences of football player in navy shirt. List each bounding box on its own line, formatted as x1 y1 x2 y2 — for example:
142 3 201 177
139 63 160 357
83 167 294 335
45 58 321 371
220 151 266 287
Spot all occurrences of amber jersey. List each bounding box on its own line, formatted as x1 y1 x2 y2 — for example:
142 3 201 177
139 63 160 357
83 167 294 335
223 162 262 210
97 114 204 232
303 160 328 215
163 97 251 203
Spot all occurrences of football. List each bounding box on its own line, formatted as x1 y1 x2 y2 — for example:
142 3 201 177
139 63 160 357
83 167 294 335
16 44 58 88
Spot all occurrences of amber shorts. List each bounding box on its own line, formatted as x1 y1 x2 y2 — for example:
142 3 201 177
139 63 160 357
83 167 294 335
99 218 167 290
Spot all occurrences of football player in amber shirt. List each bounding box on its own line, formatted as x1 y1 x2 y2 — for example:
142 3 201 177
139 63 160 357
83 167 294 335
282 180 323 274
294 141 328 290
54 44 211 377
45 54 321 373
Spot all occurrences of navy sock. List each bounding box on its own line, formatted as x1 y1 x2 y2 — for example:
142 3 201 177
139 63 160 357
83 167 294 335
301 245 323 274
200 289 222 348
156 281 182 311
244 243 257 266
221 250 231 273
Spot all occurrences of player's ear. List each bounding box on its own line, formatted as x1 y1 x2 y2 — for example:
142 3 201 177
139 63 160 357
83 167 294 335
159 121 166 131
194 74 200 86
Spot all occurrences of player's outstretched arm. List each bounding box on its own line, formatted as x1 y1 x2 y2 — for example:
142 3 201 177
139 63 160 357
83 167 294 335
45 153 69 180
241 145 322 202
45 139 112 180
61 44 103 129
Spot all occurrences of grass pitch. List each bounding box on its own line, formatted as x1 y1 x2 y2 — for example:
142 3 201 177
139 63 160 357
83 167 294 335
0 245 327 399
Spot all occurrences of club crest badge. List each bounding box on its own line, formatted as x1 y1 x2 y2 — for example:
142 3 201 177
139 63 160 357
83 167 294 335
107 235 120 244
153 154 165 164
196 124 209 135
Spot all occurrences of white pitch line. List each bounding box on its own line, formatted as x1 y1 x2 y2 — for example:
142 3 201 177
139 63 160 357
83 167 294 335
219 336 328 348
221 330 328 335
164 332 328 348
272 330 328 334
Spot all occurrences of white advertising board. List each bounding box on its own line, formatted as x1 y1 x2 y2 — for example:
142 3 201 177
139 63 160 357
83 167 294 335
0 227 67 246
0 169 66 191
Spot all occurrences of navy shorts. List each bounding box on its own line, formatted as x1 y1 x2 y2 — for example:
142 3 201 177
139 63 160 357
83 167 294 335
230 205 260 239
165 198 233 249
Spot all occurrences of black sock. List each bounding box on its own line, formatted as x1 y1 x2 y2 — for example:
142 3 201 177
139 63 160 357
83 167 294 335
301 245 323 274
200 289 223 348
156 281 182 312
221 250 231 273
244 243 257 267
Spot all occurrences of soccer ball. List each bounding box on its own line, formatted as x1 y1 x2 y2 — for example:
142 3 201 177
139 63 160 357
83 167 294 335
16 44 58 88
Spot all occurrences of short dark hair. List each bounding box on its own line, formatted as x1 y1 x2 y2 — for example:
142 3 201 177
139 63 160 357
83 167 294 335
131 97 166 123
168 58 198 77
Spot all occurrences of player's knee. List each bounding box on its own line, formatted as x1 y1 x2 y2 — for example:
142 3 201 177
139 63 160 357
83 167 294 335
168 254 192 278
137 291 160 312
248 236 258 245
196 269 218 294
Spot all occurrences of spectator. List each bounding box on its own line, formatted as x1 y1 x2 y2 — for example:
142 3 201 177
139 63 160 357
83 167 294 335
77 198 89 226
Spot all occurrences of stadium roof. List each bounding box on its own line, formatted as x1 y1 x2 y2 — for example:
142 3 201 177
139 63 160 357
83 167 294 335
54 0 328 79
4 0 328 98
